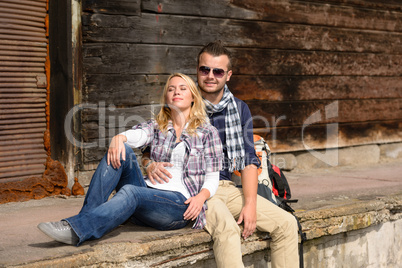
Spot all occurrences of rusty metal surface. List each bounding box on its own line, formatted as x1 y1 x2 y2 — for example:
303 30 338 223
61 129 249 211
0 1 46 12
0 0 48 181
0 108 45 115
0 154 46 164
0 103 45 109
0 28 45 36
0 168 46 180
0 6 46 20
0 67 45 73
0 39 47 47
0 47 47 56
0 59 45 66
0 112 45 120
0 147 47 157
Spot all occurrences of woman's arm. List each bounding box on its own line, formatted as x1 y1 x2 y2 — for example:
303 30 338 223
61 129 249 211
200 171 219 198
107 134 127 169
120 129 148 148
107 128 148 169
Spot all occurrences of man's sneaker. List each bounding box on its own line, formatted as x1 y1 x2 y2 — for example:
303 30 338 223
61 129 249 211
37 220 79 245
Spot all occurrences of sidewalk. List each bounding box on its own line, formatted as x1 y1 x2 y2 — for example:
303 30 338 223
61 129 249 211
0 160 401 267
288 160 402 211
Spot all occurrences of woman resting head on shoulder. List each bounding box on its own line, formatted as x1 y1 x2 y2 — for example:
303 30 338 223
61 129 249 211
37 73 223 246
144 73 213 184
157 72 208 136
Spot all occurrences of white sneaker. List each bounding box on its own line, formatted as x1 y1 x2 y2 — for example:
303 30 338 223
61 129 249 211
38 220 79 245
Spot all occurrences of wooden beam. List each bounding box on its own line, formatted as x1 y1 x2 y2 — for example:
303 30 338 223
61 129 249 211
83 44 402 76
142 0 402 31
82 0 141 15
82 13 402 54
247 99 402 127
254 120 402 152
83 74 402 106
229 76 402 101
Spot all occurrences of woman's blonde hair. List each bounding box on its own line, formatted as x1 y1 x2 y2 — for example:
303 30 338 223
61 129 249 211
156 73 208 135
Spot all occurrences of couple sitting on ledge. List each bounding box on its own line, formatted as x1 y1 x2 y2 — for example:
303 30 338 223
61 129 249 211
38 41 299 268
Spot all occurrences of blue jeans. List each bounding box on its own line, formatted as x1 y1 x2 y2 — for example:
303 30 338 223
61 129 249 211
65 144 190 246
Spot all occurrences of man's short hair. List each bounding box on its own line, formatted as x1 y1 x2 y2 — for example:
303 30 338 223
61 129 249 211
198 40 232 70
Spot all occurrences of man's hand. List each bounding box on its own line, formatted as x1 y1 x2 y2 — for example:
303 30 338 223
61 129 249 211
237 202 257 239
147 161 173 184
107 134 127 169
238 164 258 239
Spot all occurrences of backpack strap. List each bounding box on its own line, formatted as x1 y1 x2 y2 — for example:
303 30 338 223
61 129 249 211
273 171 286 197
294 215 307 268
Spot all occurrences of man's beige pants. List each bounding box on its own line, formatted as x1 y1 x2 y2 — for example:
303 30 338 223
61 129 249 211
204 180 299 268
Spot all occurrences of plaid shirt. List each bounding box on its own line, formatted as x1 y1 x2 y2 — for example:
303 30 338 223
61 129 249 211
132 119 223 229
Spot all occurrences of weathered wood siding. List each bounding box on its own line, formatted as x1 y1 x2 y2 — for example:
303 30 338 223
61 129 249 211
81 0 402 168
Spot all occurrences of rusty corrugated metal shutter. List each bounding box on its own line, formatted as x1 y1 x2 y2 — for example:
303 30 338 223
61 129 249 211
0 0 48 182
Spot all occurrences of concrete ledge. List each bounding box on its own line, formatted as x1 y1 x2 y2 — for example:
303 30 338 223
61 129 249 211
297 195 402 240
6 194 401 268
2 161 401 267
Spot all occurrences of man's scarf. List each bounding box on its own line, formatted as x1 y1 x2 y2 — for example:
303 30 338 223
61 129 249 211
203 85 245 172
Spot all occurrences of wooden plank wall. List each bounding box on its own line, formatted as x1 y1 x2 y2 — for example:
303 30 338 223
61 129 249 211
81 0 402 168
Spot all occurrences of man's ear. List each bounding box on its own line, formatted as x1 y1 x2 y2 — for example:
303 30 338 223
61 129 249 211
226 70 233 82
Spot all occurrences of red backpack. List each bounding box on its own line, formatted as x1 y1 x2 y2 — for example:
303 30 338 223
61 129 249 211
232 135 295 211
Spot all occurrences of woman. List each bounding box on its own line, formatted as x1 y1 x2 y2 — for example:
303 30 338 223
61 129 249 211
38 73 223 246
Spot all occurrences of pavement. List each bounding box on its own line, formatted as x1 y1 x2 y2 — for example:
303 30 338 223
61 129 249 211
0 160 401 267
288 159 402 211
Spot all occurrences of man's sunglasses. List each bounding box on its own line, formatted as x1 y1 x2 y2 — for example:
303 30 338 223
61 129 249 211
198 66 227 78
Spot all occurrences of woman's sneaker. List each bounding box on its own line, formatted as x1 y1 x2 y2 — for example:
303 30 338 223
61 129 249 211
37 220 79 245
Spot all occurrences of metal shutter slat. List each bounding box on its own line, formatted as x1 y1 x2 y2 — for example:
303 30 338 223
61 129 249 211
0 1 48 182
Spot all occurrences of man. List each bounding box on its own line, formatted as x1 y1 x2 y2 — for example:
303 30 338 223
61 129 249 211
145 41 299 268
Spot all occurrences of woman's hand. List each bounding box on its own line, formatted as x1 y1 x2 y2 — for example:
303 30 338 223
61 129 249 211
107 134 127 169
147 161 173 184
183 189 210 221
